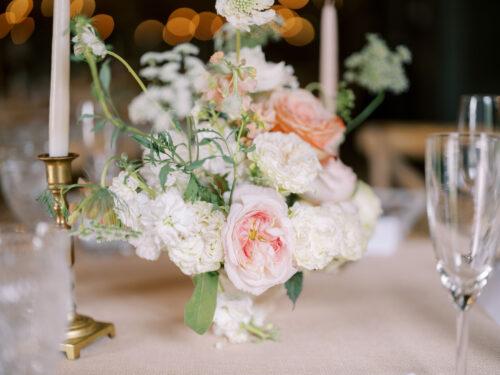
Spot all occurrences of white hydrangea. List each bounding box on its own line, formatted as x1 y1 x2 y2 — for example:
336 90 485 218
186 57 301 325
212 291 267 344
228 46 298 92
72 24 107 59
249 132 321 194
344 33 411 94
168 202 225 275
290 202 367 270
350 181 382 238
215 0 275 32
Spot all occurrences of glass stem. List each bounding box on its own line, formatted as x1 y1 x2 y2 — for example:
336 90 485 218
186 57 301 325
456 308 469 375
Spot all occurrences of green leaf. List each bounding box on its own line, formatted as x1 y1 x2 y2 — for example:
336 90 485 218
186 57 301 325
99 59 112 94
285 271 303 308
159 164 171 189
36 189 56 219
184 271 219 335
93 119 107 132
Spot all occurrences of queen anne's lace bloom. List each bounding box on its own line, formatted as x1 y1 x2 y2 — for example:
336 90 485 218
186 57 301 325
215 0 276 32
249 132 321 194
290 202 367 270
167 202 225 275
72 25 107 59
344 33 411 94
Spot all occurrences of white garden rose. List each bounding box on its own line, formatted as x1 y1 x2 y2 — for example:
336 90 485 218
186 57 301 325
249 132 321 194
167 202 225 275
228 46 298 92
212 291 266 344
290 202 367 270
303 158 357 204
350 181 382 238
215 0 275 32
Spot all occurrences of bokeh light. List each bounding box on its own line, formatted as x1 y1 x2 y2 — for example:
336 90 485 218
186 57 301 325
279 16 303 38
163 23 193 46
40 0 53 17
10 16 34 44
210 15 225 35
134 19 164 48
284 17 314 46
5 0 33 25
194 11 220 41
81 0 96 17
0 13 14 39
168 7 198 23
278 0 310 10
70 0 84 18
91 14 114 40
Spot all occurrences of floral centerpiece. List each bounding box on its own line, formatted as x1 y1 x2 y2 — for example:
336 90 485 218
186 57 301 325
46 0 411 344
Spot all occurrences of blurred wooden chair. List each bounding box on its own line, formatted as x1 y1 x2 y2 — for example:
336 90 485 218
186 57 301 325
356 121 454 189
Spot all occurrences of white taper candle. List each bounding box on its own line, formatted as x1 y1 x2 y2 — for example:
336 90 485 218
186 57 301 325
320 0 338 113
48 0 70 157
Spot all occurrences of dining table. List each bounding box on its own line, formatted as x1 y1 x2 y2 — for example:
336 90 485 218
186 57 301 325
55 237 500 375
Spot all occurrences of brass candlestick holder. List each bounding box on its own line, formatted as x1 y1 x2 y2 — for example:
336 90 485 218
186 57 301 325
38 153 115 360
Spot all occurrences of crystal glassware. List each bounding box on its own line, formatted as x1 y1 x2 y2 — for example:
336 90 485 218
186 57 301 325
0 223 71 374
425 133 500 375
458 95 500 133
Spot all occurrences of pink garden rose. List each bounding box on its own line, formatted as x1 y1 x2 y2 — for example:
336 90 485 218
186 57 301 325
223 184 297 295
271 89 345 160
303 157 357 204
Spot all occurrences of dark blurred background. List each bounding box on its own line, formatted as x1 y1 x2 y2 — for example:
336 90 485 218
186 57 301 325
0 0 499 178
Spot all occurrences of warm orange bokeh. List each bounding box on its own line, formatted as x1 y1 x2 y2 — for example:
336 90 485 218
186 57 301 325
284 17 314 46
91 14 114 40
278 0 309 10
70 0 84 18
134 19 164 47
5 0 33 25
194 11 219 41
10 16 34 44
40 0 53 17
0 14 14 39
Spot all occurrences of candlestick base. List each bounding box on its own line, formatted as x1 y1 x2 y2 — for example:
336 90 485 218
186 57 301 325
38 153 116 360
61 314 115 360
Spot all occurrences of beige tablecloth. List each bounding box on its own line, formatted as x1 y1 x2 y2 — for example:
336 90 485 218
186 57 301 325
57 239 500 375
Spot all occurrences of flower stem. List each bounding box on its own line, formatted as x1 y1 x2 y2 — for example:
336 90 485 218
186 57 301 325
107 50 148 93
236 30 241 64
346 92 385 133
85 51 147 137
100 156 118 187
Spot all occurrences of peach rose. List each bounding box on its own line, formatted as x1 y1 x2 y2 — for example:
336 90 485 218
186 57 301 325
303 157 357 204
223 184 296 295
271 89 345 159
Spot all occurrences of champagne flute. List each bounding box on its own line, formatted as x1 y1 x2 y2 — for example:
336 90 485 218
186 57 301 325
426 133 500 375
458 95 500 133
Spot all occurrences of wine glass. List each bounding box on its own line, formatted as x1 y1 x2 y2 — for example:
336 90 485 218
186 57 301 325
458 95 500 133
0 223 71 374
426 133 500 375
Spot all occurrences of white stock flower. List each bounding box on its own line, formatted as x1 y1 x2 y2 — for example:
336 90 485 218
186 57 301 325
290 202 367 270
350 181 382 238
344 34 411 94
167 202 225 275
128 87 173 131
212 291 266 344
72 24 107 59
228 46 298 92
215 0 276 32
139 189 196 246
249 132 321 194
129 233 164 261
